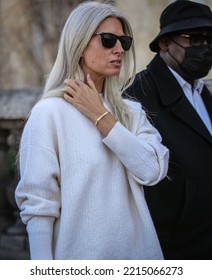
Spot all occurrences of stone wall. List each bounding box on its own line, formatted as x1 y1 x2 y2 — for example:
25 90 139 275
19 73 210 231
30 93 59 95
0 0 84 89
1 0 212 89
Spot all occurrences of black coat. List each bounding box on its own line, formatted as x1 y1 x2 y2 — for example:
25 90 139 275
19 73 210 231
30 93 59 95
127 54 212 259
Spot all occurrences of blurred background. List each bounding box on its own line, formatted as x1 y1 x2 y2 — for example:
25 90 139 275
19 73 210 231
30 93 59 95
0 0 211 259
1 0 211 90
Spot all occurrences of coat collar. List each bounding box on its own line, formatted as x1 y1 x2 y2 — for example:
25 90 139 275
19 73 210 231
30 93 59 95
147 55 184 106
147 55 212 144
202 87 212 121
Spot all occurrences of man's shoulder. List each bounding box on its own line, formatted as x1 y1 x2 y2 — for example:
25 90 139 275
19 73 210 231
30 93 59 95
135 69 149 79
126 69 155 98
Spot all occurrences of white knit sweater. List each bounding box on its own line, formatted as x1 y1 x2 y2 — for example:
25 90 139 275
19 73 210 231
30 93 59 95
15 97 169 260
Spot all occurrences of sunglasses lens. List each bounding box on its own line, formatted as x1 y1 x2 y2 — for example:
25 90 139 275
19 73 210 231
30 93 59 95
190 34 204 46
190 34 212 47
100 33 132 51
101 34 117 48
207 36 212 47
120 36 132 51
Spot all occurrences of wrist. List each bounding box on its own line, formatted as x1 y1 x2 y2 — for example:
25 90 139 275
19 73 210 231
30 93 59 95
95 111 109 126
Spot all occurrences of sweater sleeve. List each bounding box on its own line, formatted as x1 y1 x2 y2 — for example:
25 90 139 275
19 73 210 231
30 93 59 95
27 217 54 260
15 101 61 259
102 101 169 186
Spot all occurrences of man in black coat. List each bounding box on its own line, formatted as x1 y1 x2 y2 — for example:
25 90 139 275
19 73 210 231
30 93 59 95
127 0 212 259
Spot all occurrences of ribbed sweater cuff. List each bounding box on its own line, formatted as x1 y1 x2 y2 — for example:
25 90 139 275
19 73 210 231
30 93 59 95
27 217 54 260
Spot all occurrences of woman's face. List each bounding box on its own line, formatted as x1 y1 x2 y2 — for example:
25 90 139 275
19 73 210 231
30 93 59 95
81 17 126 83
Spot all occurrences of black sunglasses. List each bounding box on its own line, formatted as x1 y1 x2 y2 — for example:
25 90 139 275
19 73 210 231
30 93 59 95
178 33 212 47
94 32 133 51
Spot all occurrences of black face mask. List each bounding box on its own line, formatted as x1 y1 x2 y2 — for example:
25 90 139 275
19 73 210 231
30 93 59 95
169 40 212 80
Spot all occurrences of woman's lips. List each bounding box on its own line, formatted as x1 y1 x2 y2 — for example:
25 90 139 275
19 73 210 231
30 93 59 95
110 60 122 67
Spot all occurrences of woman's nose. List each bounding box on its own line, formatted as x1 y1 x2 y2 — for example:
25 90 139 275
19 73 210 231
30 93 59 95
113 39 124 53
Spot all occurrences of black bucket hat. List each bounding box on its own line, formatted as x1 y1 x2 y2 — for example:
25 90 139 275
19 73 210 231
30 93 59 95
150 0 212 52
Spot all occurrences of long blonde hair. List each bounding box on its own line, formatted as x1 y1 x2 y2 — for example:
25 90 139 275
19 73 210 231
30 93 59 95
42 1 136 129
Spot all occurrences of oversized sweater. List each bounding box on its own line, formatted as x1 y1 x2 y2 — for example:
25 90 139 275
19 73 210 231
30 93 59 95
15 96 169 260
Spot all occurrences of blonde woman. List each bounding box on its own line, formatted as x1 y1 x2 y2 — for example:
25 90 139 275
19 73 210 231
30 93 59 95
15 1 169 260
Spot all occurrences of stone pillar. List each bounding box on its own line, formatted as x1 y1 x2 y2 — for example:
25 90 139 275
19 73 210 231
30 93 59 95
0 88 41 259
0 129 14 232
6 126 26 235
0 124 30 259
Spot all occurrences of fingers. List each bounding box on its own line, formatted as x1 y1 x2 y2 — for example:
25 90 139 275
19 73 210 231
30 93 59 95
63 77 99 103
63 80 82 101
63 77 106 122
86 74 97 91
64 79 80 95
64 92 74 104
64 76 97 93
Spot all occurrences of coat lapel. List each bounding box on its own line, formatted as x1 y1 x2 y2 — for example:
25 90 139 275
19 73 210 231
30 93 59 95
172 97 212 144
201 87 212 121
148 55 212 145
